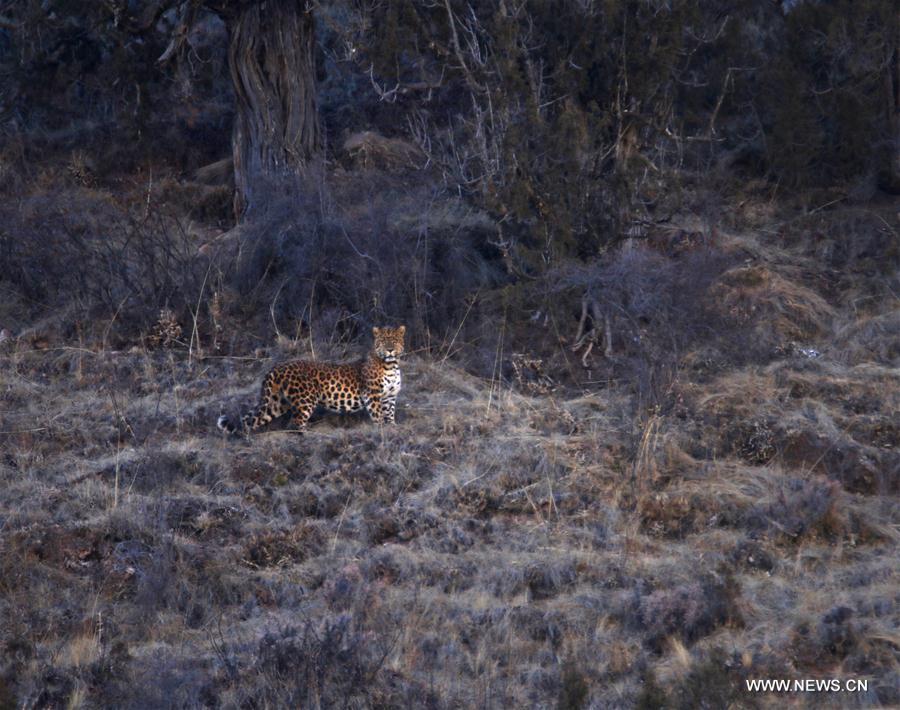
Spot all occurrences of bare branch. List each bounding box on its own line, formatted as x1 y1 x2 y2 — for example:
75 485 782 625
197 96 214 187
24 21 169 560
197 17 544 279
443 0 485 93
158 1 199 65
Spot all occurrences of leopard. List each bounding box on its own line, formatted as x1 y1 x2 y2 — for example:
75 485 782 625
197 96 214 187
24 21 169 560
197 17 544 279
217 326 405 435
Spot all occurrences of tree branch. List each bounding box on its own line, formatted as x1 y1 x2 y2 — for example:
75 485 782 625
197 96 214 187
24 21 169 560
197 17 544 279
158 1 199 65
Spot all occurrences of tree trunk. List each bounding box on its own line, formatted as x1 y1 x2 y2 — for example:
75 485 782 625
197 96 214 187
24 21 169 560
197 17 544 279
226 0 321 218
889 31 900 191
880 19 900 193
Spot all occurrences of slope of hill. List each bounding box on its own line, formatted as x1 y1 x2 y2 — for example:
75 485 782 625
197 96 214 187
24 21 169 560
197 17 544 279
2 201 897 707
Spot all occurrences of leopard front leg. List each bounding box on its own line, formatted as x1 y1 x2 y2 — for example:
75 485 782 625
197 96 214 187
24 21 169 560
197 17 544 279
365 394 385 424
382 395 397 424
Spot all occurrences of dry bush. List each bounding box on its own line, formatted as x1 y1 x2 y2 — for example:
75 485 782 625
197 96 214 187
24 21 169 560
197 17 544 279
750 477 848 543
682 361 898 495
665 647 749 710
243 523 325 569
146 308 184 350
0 188 205 343
156 178 234 225
727 539 776 573
832 312 900 366
638 491 705 539
340 131 424 171
778 208 900 300
554 243 736 404
777 426 887 496
218 615 411 707
618 572 744 652
790 606 859 670
230 176 506 351
706 264 835 356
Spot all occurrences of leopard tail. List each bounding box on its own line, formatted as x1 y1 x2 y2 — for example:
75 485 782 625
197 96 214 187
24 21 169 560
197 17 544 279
218 370 285 435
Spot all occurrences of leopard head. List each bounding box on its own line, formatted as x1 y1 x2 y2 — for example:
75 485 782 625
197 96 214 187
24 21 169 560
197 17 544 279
372 325 405 363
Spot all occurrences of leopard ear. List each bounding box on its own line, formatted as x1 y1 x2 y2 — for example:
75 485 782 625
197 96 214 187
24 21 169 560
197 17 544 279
372 327 381 336
398 325 406 336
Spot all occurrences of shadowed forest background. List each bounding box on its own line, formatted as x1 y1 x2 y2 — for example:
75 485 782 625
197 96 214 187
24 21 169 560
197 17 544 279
0 1 898 708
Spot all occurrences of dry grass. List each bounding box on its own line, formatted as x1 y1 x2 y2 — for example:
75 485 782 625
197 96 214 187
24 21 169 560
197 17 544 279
1 202 898 708
707 263 835 348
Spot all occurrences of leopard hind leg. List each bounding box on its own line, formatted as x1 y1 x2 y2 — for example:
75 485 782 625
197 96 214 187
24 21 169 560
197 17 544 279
246 390 287 430
224 384 286 435
284 392 316 433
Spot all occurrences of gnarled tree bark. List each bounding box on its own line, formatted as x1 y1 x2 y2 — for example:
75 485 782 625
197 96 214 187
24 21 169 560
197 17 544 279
885 28 900 193
221 0 321 217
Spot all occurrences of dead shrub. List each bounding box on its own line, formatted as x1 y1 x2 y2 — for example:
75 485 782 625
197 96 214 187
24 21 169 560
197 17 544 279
17 525 112 578
340 131 423 171
555 244 736 404
524 560 578 601
707 264 834 356
509 606 565 646
289 482 346 519
134 541 242 627
20 668 76 710
727 539 775 573
156 179 233 224
243 523 324 568
751 477 847 543
557 659 589 710
364 504 438 546
680 346 730 382
0 188 206 343
844 634 900 696
780 209 900 293
689 367 894 494
417 558 477 593
638 492 697 539
145 308 184 350
451 483 501 516
229 455 281 485
120 451 206 493
849 416 899 451
672 647 747 710
222 615 405 708
777 427 886 495
632 573 743 651
832 312 900 366
113 648 211 709
727 418 776 465
510 353 556 395
790 606 858 670
231 180 506 352
323 563 369 612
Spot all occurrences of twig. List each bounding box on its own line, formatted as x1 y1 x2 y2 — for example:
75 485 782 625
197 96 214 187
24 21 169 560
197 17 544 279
269 278 289 342
806 195 848 216
101 296 130 353
443 0 485 93
189 257 215 365
523 485 545 524
157 1 198 65
439 291 479 365
331 493 353 553
485 304 506 415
